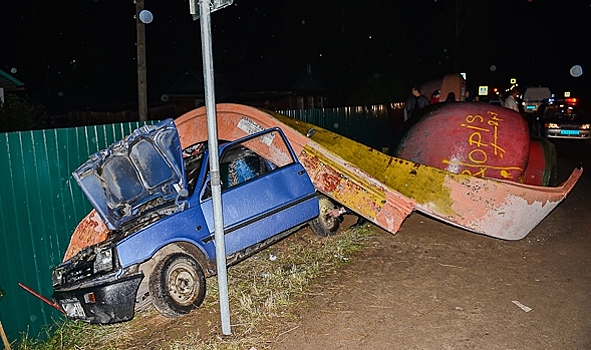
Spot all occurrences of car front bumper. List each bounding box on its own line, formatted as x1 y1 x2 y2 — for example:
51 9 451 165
52 273 143 324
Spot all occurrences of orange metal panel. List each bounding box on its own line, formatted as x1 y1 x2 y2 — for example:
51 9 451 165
63 210 108 261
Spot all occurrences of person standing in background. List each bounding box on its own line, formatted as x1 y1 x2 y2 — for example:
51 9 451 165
504 88 520 112
403 86 430 121
489 94 504 106
464 90 477 102
463 90 472 101
430 90 441 104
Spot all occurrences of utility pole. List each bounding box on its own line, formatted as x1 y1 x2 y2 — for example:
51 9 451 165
135 0 148 122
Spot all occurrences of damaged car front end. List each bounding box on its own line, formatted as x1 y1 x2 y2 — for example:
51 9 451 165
52 241 142 323
51 119 324 324
52 119 187 323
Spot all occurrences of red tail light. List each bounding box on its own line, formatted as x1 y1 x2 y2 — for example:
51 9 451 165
565 97 577 104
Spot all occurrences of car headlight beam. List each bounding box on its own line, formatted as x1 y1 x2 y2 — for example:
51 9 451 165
580 124 590 130
545 123 560 129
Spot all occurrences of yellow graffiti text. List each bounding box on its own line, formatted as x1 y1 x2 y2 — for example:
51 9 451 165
443 112 521 179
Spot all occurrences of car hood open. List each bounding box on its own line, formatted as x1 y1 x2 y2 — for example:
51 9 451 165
72 119 187 231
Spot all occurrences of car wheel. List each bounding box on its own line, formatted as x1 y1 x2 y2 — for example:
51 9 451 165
309 195 340 237
149 253 206 318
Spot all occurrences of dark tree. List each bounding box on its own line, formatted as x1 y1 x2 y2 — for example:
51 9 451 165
0 94 48 132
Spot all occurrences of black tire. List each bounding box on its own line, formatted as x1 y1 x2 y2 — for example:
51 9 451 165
149 253 206 318
309 195 340 237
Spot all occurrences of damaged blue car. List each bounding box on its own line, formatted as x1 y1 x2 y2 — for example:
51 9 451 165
51 119 338 324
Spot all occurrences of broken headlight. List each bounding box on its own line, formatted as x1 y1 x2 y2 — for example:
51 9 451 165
93 247 114 274
52 266 66 287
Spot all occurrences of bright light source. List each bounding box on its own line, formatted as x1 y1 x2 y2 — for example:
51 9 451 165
565 97 577 104
138 10 153 24
570 65 583 77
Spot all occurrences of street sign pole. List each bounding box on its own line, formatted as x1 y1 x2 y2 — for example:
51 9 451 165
195 0 232 335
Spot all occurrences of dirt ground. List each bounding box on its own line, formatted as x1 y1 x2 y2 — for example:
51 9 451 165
271 140 591 350
105 140 589 350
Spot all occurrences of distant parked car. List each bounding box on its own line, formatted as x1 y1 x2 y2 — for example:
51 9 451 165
522 86 552 113
51 119 339 324
536 99 591 140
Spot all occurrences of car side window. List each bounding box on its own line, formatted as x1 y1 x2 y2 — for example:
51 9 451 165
201 129 295 199
220 147 270 190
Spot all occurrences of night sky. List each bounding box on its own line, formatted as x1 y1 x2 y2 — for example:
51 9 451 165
2 0 590 112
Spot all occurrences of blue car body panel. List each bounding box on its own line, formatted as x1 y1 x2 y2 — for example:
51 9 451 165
200 162 317 255
115 205 213 268
114 129 318 268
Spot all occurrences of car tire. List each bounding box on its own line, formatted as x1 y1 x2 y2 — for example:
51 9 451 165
309 195 340 237
149 253 206 318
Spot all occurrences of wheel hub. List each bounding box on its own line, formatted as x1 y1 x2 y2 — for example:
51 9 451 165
168 263 197 305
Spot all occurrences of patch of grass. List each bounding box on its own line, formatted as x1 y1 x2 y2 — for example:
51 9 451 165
15 319 138 350
16 225 375 350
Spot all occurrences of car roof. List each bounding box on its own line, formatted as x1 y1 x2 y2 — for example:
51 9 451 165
523 87 551 100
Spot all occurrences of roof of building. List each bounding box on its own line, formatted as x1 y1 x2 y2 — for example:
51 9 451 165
0 68 25 91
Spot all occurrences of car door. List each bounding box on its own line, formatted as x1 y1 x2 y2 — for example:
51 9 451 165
199 128 319 255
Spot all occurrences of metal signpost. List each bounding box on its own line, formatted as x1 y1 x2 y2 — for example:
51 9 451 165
191 0 234 336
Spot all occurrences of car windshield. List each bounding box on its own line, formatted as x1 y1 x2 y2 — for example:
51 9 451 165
184 142 208 194
543 105 585 122
182 140 234 194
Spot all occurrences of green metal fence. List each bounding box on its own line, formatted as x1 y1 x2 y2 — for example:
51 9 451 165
277 104 401 152
0 121 156 342
0 104 401 342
